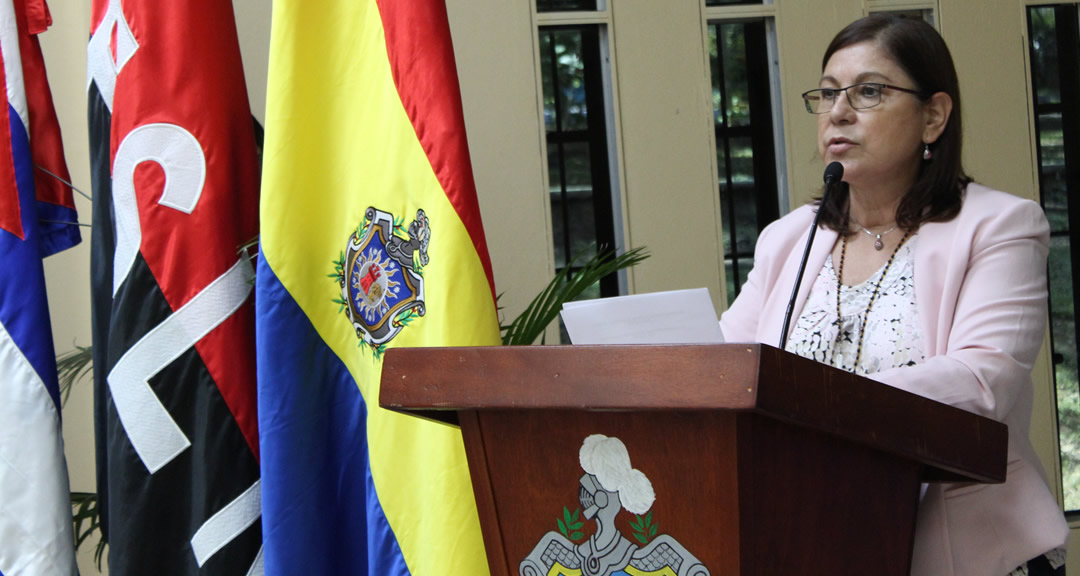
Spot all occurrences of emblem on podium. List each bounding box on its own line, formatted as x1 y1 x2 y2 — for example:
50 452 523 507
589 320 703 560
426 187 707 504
520 434 710 576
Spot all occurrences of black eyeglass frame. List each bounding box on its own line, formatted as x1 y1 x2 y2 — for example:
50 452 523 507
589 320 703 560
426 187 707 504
801 82 929 114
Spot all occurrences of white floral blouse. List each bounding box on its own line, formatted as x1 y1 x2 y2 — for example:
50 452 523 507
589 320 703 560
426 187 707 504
785 235 924 375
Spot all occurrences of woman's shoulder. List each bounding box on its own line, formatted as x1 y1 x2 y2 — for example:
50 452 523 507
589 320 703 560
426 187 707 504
958 182 1045 222
757 203 819 247
930 182 1049 245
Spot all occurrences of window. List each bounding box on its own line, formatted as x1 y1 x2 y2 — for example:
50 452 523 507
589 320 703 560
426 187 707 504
537 0 597 13
539 25 618 301
865 1 935 25
708 19 781 300
1027 3 1080 511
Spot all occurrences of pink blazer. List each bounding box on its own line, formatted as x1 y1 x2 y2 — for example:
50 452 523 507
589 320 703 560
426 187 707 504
719 183 1068 575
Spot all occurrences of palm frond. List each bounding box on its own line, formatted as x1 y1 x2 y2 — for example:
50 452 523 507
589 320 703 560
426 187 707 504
501 246 649 345
71 491 108 571
59 358 107 570
56 345 93 407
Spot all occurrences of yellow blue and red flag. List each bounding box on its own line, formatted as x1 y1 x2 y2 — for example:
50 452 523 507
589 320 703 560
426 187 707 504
255 0 500 574
0 0 79 573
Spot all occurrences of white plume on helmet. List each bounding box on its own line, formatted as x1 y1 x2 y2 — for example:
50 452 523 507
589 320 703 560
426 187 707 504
578 434 655 515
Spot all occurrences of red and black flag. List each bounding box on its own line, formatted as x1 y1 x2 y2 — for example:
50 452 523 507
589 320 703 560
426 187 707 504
87 0 262 573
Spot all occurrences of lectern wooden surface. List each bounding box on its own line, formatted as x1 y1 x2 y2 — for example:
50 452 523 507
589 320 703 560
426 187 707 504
380 344 1007 576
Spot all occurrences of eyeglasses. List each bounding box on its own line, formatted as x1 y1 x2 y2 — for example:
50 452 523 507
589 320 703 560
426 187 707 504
801 82 927 114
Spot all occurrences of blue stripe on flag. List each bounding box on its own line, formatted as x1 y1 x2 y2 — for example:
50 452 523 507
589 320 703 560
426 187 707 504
36 201 80 260
255 251 411 575
0 78 75 573
0 102 60 413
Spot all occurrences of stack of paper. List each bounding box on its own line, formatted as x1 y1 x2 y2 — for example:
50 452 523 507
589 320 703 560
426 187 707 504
560 288 725 345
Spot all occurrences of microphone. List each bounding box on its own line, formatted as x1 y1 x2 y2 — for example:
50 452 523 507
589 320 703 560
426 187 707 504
823 161 844 188
778 161 843 350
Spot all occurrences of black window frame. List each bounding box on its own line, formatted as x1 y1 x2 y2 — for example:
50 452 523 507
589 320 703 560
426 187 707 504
1027 3 1080 512
540 24 619 298
709 19 780 299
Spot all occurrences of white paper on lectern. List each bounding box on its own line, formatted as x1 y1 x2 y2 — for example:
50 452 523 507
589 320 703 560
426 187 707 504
560 288 725 345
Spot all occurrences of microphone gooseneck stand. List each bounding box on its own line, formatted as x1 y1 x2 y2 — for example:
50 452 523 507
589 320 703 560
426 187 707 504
778 161 844 350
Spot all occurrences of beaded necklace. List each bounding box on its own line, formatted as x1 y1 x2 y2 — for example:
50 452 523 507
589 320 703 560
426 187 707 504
835 228 912 372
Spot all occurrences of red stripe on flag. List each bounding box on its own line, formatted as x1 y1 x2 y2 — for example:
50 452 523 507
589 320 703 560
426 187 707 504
0 47 23 241
90 0 106 34
15 0 75 211
376 0 497 303
23 0 51 35
108 0 260 459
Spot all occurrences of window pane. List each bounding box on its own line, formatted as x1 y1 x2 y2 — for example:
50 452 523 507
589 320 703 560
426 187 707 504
717 140 729 191
1030 7 1061 106
548 144 566 268
547 142 564 196
869 9 935 26
541 33 557 133
537 0 597 13
730 136 754 185
563 141 592 190
1050 235 1080 510
720 139 760 268
719 181 732 256
705 0 762 6
720 24 751 127
724 260 735 303
552 30 588 131
708 26 724 127
732 195 759 256
562 142 598 261
1040 113 1069 234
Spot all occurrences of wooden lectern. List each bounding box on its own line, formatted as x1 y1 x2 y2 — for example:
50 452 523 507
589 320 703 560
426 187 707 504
380 344 1006 576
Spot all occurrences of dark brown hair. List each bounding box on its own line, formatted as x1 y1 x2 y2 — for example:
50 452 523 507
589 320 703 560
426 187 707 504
816 13 970 232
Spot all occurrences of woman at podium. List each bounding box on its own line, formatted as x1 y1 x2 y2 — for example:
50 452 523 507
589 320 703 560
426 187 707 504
718 13 1068 576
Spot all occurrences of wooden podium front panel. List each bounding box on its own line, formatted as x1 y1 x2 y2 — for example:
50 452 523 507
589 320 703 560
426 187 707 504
737 413 922 576
459 409 925 576
381 345 1000 575
464 410 743 576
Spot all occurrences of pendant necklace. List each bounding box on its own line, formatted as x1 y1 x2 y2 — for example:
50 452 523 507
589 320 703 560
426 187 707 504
850 218 897 251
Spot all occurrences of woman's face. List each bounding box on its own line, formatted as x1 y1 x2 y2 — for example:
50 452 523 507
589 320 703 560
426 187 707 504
817 41 928 193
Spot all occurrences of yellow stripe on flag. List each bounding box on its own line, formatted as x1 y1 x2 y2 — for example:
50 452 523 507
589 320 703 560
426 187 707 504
261 1 499 573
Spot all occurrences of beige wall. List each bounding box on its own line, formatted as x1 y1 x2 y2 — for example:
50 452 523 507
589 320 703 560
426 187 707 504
39 0 1072 572
610 1 723 298
38 0 97 572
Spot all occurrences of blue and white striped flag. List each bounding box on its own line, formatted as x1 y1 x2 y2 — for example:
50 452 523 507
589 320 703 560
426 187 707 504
0 0 80 573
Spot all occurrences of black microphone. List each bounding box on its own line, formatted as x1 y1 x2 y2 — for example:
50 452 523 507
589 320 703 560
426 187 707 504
778 161 843 350
822 161 844 188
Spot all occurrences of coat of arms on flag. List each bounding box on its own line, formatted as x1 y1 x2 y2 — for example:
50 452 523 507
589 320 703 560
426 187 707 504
335 207 429 358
